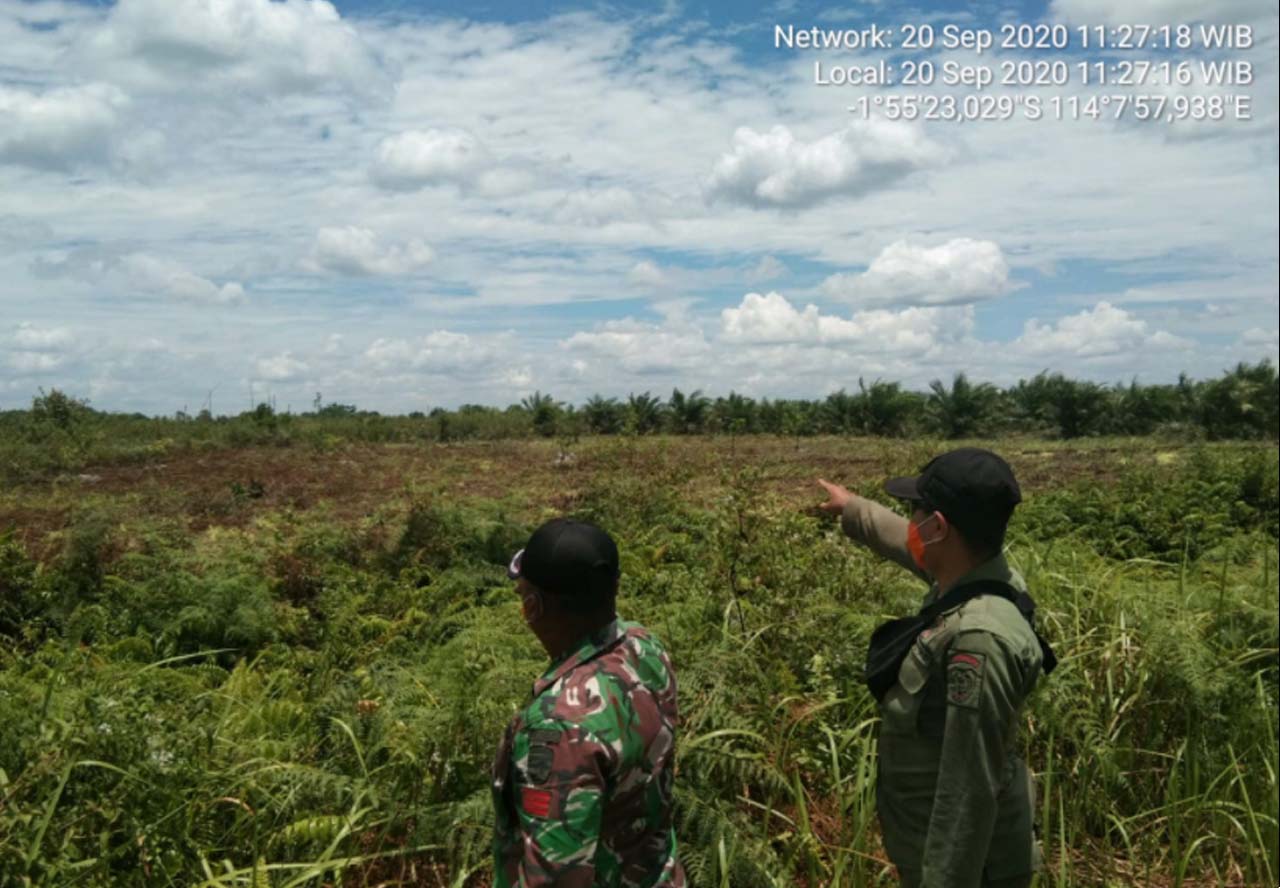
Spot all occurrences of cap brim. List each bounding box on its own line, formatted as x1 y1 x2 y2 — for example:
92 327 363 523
506 549 524 580
884 476 922 501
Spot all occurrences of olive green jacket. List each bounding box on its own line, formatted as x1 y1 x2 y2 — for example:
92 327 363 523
842 496 1044 888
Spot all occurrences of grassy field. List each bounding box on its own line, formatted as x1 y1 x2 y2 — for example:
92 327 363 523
1 435 1276 887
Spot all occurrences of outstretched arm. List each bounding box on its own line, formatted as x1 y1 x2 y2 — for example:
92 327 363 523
817 479 929 583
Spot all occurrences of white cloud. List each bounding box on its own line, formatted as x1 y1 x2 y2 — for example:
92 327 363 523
720 290 968 353
0 4 1273 412
4 322 79 377
704 121 945 209
628 260 668 288
80 0 384 97
1014 302 1193 359
362 330 497 374
305 226 434 276
720 291 819 342
821 239 1013 307
370 129 493 191
7 351 66 373
255 352 308 381
1238 327 1280 359
31 248 246 305
553 187 646 226
563 318 711 374
0 83 128 170
746 255 787 283
1241 327 1279 345
119 254 246 304
1050 0 1272 26
12 323 75 351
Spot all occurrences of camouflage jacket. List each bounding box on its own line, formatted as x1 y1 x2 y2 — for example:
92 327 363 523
492 619 684 888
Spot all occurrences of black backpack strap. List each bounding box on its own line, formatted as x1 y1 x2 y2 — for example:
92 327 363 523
937 578 1058 677
865 580 1013 702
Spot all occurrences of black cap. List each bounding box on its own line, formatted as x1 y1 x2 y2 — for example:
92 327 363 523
507 517 620 603
884 448 1021 540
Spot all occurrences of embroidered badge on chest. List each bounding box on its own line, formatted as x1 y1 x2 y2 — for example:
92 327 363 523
947 651 985 709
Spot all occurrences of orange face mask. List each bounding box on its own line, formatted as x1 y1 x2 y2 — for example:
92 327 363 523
906 513 942 570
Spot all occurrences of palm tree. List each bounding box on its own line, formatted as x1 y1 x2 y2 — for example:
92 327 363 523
712 392 756 434
1198 360 1279 440
928 372 998 439
520 391 561 437
822 389 859 434
625 392 664 435
1010 372 1110 438
582 395 624 435
855 377 916 438
667 388 709 434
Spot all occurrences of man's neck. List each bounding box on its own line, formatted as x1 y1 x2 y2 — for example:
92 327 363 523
933 554 985 596
542 613 617 661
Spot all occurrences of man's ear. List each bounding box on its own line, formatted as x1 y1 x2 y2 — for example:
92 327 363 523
933 511 951 543
521 587 545 624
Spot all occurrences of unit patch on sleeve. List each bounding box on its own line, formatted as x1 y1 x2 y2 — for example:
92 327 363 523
525 729 559 784
946 651 985 709
520 786 553 818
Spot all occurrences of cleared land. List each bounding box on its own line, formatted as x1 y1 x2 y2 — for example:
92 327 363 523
1 435 1276 887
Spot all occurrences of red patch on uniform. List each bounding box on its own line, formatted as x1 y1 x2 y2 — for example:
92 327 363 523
521 786 553 818
950 652 981 668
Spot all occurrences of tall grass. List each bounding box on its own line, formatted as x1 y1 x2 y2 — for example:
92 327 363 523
0 438 1275 885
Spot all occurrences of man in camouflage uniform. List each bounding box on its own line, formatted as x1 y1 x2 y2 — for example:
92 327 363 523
493 517 684 888
818 448 1046 888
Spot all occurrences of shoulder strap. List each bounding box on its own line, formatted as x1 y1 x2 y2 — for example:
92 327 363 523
926 578 1058 676
917 577 1011 620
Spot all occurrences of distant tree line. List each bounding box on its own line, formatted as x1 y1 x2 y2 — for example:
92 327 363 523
1 363 1276 465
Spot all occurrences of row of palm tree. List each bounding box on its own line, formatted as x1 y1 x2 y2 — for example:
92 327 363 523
512 362 1278 440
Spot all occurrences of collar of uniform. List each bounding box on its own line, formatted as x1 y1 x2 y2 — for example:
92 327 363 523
530 618 625 699
924 552 1023 608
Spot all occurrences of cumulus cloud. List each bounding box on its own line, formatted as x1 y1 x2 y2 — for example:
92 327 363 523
705 121 944 210
5 323 77 376
1238 326 1280 357
0 83 128 170
1014 302 1192 359
821 239 1013 307
255 352 308 381
1050 0 1271 26
32 249 246 304
12 323 75 351
362 330 496 374
720 290 969 353
628 260 668 288
119 254 246 304
7 351 66 373
553 187 647 226
562 318 711 374
81 0 384 96
370 129 493 191
304 227 434 276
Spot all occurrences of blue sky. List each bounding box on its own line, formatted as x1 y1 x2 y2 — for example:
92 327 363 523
1 0 1276 414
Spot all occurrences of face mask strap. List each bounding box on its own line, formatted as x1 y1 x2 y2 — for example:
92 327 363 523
916 510 947 547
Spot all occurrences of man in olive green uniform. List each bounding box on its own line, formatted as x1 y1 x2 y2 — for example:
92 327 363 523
818 448 1045 888
493 517 683 888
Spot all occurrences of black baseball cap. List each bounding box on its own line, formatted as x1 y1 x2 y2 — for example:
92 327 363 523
507 517 621 603
884 448 1021 540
